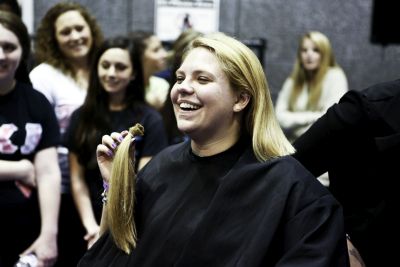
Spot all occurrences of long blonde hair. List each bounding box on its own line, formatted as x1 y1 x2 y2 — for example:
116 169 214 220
107 124 144 254
289 31 338 111
187 33 294 160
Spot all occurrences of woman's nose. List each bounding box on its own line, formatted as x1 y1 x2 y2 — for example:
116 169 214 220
106 66 116 76
175 80 194 94
70 30 81 41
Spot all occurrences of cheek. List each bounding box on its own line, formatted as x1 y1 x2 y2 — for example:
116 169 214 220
55 33 65 43
170 86 178 102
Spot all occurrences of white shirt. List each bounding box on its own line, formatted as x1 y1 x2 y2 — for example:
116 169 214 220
29 63 87 137
145 76 170 110
275 67 348 142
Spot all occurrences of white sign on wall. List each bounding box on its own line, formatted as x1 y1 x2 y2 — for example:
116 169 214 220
18 0 34 34
155 0 220 41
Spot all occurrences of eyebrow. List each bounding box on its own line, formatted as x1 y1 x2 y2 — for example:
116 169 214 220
175 69 216 79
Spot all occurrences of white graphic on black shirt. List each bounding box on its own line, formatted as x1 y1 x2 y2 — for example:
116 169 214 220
0 123 18 154
21 123 43 154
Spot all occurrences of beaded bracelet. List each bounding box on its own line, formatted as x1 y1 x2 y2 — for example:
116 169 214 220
101 181 109 204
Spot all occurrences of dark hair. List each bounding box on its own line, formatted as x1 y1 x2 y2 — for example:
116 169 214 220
34 2 103 77
0 10 30 83
0 0 21 17
74 36 145 163
128 30 153 59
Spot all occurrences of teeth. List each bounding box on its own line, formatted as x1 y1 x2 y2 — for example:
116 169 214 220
180 102 200 110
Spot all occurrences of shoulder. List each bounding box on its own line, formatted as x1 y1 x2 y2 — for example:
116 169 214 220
340 79 400 108
261 155 315 182
138 142 188 176
30 63 60 77
15 82 49 102
137 104 163 122
238 151 318 186
358 79 400 129
362 79 400 100
234 152 335 208
282 77 294 89
265 156 334 201
150 76 169 87
70 106 83 120
324 67 347 81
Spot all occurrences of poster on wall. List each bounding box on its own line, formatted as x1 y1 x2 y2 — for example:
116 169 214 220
155 0 220 41
17 0 34 34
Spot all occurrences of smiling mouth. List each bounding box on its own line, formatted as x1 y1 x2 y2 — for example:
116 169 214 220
179 102 201 111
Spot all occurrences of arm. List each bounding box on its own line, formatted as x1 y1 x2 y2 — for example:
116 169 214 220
319 68 348 113
293 91 366 177
22 147 61 267
275 79 320 132
69 152 100 248
0 159 35 186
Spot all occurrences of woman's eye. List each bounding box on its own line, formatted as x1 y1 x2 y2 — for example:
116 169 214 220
198 76 209 83
60 29 71 36
75 26 84 32
2 43 17 53
175 76 184 83
101 62 110 69
115 64 127 71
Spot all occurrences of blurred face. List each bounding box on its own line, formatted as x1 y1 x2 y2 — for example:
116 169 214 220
300 38 321 72
98 48 134 96
0 24 22 85
171 47 239 143
143 36 167 74
55 10 93 61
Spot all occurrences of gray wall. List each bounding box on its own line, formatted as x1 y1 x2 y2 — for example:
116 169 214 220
34 0 400 100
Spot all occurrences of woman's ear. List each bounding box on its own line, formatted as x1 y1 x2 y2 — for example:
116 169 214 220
233 91 251 112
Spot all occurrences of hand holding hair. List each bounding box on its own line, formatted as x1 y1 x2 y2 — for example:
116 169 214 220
102 123 144 254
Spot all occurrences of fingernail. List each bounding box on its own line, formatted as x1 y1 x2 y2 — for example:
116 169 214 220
111 142 117 149
118 136 124 142
107 150 113 157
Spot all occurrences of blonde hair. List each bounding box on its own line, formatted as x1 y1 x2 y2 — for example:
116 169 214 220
187 33 294 160
289 31 338 111
107 123 144 254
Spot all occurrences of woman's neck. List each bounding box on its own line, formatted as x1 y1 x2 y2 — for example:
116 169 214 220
0 78 16 96
74 68 89 90
109 92 126 111
143 66 153 87
191 126 241 157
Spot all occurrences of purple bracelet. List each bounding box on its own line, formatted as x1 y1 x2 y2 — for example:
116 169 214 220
103 180 109 191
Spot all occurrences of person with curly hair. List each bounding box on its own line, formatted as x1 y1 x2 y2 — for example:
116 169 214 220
29 2 103 266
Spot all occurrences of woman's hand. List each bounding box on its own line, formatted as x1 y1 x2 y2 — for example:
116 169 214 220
84 224 100 249
96 131 129 183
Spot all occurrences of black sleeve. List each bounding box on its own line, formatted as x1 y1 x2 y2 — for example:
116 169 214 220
29 87 60 151
293 90 368 177
64 108 81 153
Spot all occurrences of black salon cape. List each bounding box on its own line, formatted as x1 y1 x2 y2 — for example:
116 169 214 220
79 139 348 267
294 79 400 267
